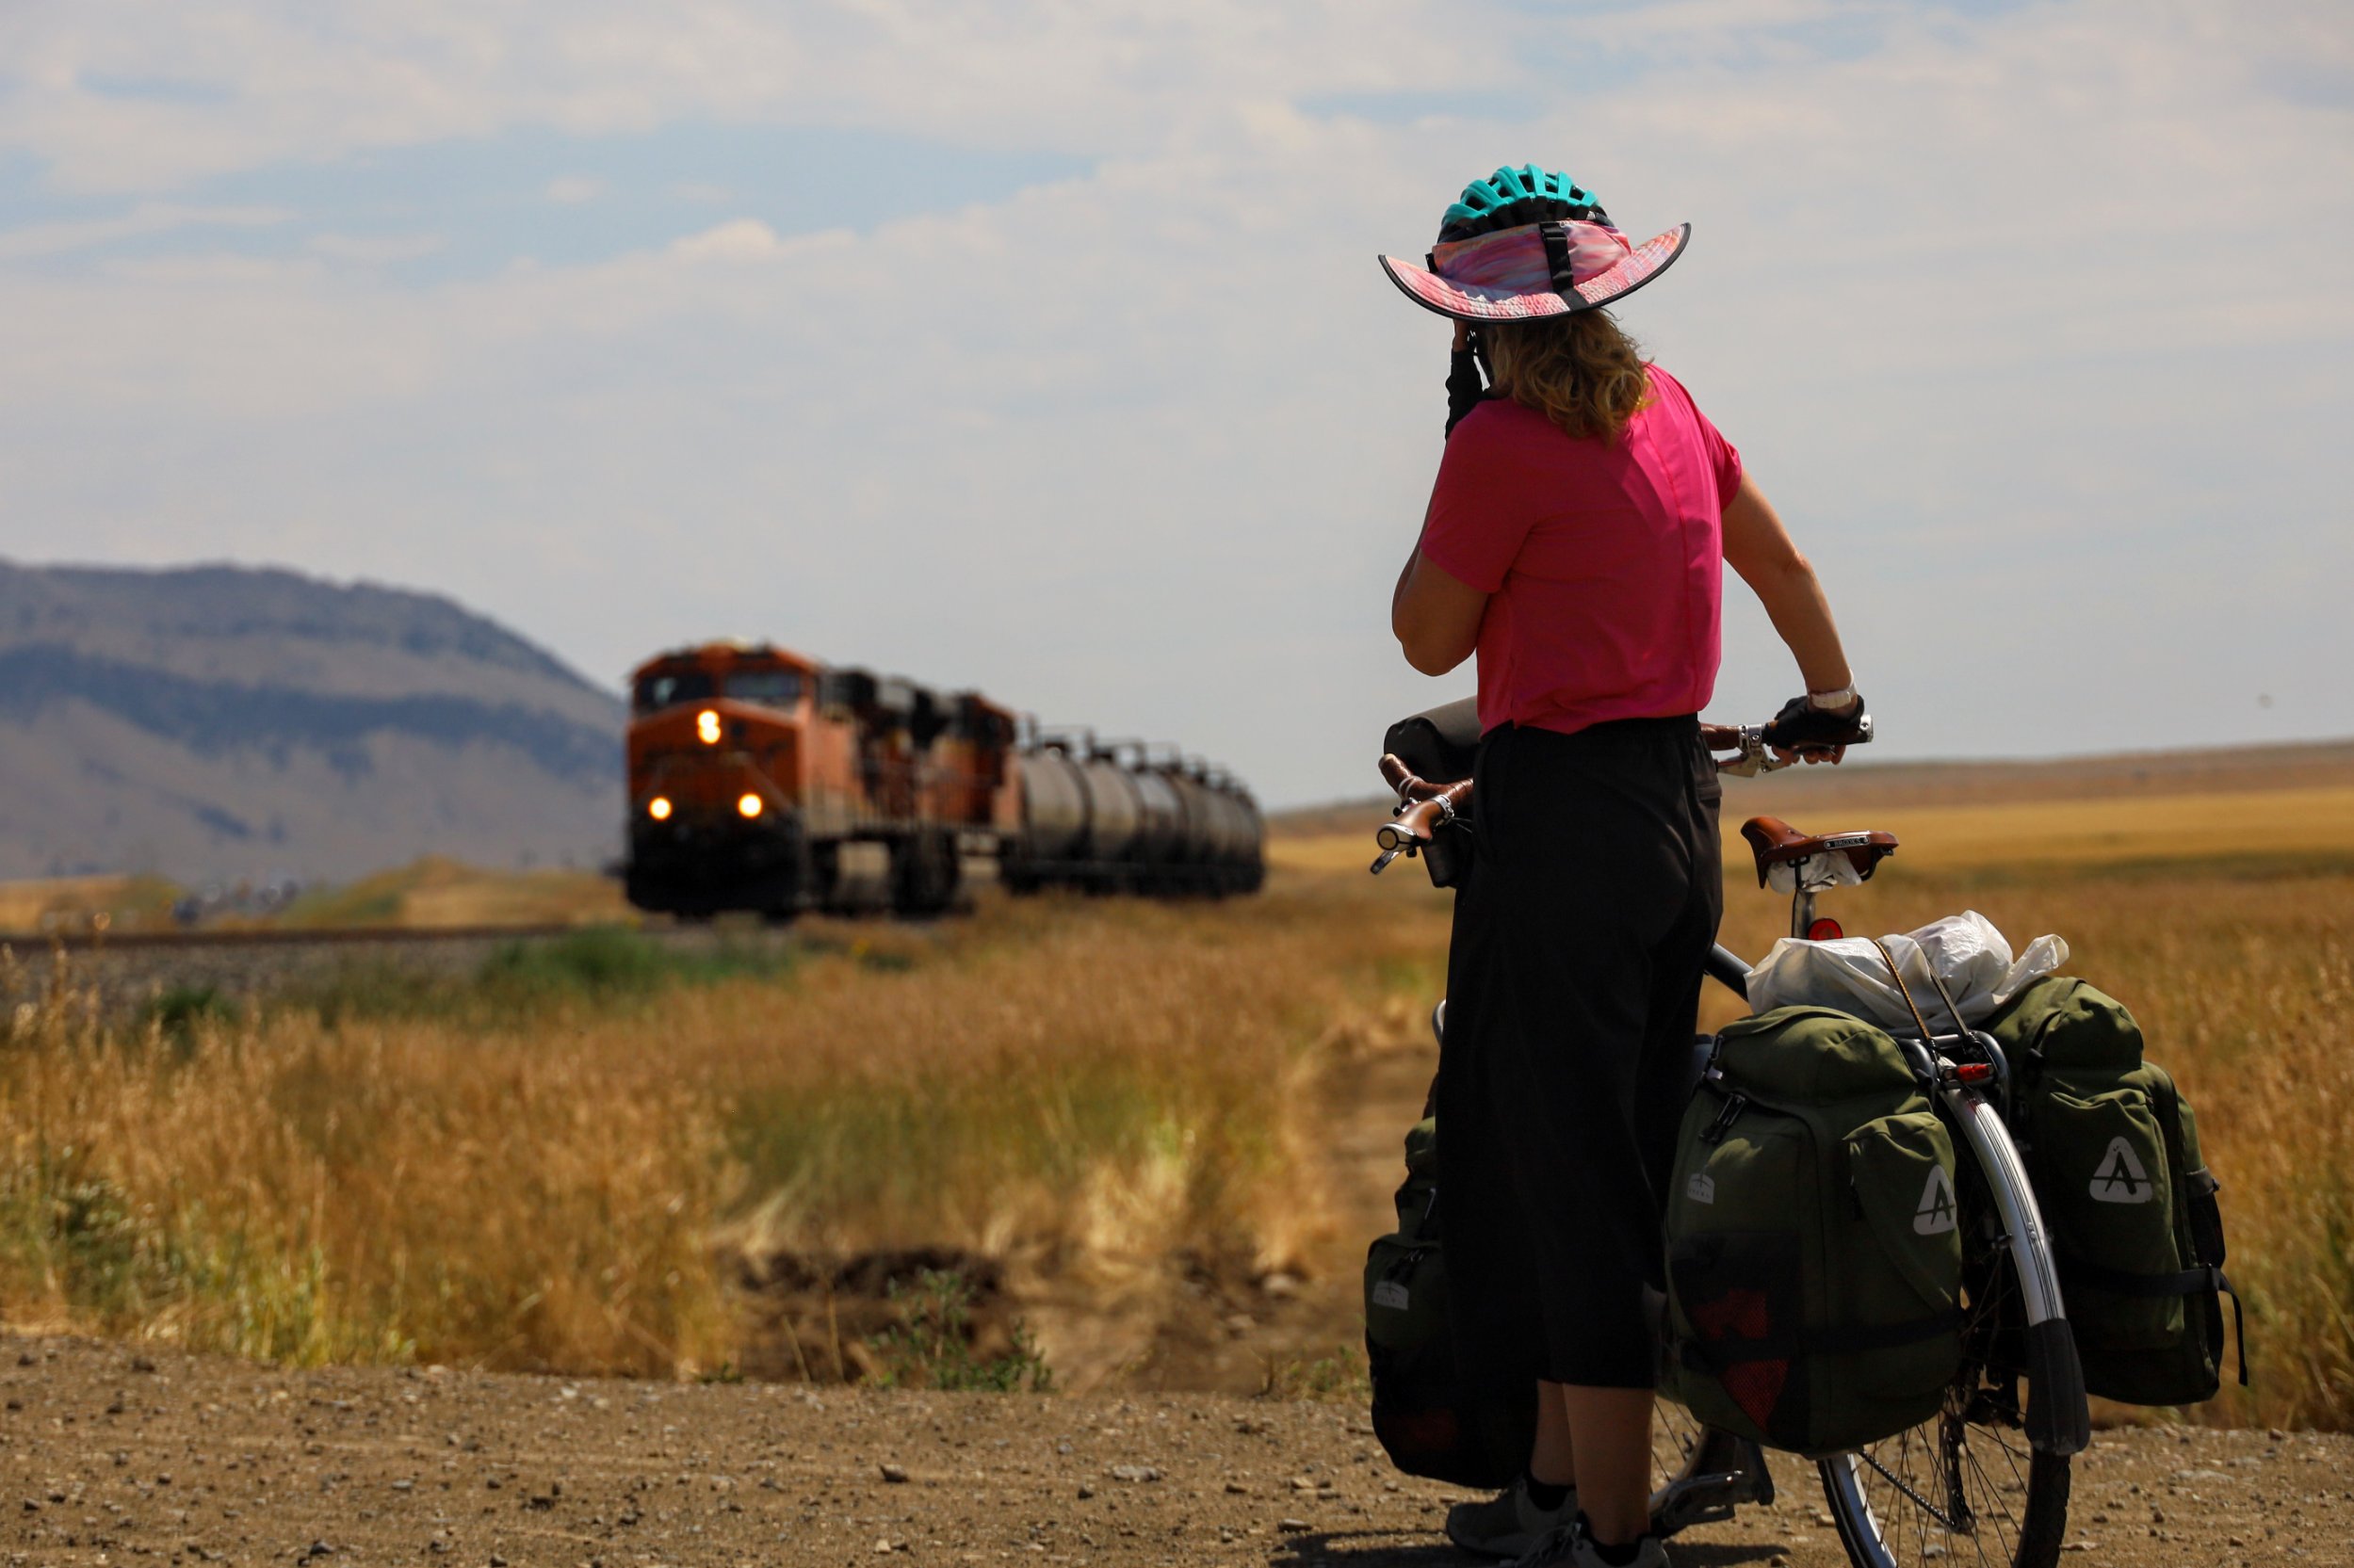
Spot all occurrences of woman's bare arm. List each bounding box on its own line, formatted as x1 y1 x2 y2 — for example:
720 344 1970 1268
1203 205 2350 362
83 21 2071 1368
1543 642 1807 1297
1721 473 1854 698
1392 547 1487 676
1389 320 1495 676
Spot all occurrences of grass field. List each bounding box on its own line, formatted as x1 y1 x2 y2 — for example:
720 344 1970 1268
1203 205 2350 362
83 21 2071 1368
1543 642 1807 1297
0 857 635 934
1274 782 2354 877
0 752 2347 1430
279 856 635 929
0 888 1451 1389
0 873 179 934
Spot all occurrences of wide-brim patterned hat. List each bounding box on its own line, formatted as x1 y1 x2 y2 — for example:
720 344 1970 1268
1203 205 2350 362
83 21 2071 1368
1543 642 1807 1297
1379 217 1690 321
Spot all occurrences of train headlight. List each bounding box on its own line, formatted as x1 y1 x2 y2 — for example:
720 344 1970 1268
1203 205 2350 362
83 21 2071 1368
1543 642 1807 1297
647 796 674 821
737 793 763 819
696 709 722 745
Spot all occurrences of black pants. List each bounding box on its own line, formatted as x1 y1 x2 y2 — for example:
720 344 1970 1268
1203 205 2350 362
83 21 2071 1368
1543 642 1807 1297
1437 717 1723 1391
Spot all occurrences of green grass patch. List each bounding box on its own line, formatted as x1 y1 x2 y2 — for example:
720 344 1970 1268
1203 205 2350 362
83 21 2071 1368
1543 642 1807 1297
725 1053 1287 1251
283 927 797 1029
867 1269 1051 1393
137 983 241 1049
278 876 405 928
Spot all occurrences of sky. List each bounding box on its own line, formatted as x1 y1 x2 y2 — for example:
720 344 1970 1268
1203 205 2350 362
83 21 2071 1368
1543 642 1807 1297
1 0 2348 808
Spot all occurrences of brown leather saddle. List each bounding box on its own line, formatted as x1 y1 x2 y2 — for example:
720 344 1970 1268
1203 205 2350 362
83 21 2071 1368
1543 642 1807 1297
1740 815 1900 889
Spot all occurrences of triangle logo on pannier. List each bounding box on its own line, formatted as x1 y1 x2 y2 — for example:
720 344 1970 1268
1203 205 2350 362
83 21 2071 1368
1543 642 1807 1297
2089 1136 2155 1204
1913 1165 1957 1236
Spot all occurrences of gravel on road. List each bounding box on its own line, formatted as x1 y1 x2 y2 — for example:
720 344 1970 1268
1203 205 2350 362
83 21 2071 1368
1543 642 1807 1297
3 1336 2348 1567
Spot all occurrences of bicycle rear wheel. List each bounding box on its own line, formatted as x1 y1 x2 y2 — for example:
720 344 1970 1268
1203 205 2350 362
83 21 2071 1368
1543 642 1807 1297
1651 1394 1705 1492
1819 1380 2069 1568
1818 1179 2072 1565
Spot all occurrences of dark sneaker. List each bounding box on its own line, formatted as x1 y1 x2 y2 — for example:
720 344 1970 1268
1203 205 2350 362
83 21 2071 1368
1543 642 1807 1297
1505 1519 1669 1568
1444 1478 1578 1559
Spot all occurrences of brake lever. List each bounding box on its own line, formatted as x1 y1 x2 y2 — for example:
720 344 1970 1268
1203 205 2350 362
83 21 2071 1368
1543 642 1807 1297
1715 724 1774 778
1716 724 1826 777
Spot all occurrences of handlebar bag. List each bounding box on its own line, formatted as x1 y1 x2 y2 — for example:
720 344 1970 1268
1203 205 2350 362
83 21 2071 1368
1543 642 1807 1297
1663 1005 1964 1459
1383 696 1482 785
1981 976 2243 1406
1363 1115 1535 1487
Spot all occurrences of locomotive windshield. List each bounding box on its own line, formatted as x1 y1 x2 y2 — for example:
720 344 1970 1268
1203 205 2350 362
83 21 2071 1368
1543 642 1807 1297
725 670 804 707
633 670 716 713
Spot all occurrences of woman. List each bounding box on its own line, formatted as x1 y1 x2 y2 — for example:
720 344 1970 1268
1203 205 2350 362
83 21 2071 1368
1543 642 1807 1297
1383 166 1870 1568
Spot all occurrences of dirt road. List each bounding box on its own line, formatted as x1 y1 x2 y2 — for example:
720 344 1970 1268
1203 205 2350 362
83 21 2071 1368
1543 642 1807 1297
3 1335 2346 1568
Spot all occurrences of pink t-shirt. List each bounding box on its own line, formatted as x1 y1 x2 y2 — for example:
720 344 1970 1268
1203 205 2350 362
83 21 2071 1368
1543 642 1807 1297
1417 365 1741 737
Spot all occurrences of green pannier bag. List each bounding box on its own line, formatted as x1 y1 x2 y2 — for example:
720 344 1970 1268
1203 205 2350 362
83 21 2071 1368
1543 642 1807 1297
1364 1116 1534 1487
1664 1006 1965 1459
1981 976 2244 1406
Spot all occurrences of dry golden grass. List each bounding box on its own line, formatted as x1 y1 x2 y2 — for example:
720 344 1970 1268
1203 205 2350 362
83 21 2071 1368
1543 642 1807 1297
0 881 1449 1389
1794 786 2354 871
0 856 632 937
1 795 2346 1428
0 945 736 1374
0 874 180 934
280 855 635 928
1274 736 2354 835
1274 784 2354 877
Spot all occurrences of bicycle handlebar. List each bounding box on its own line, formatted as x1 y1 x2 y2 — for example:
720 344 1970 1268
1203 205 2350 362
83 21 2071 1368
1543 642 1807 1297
1373 779 1471 851
1376 753 1451 801
1371 719 1804 872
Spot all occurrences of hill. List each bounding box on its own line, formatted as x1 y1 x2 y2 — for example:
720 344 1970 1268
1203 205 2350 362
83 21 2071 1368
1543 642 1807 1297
0 558 624 881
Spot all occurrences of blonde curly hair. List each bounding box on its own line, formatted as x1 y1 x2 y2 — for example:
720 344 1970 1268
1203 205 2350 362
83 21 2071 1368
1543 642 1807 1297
1481 309 1650 441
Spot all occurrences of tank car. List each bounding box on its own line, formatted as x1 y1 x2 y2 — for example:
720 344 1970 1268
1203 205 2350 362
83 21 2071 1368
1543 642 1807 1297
997 736 1264 897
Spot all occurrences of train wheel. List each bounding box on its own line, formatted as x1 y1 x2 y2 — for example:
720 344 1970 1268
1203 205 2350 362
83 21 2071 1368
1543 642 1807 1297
890 832 958 916
918 832 960 913
764 834 815 924
807 842 841 913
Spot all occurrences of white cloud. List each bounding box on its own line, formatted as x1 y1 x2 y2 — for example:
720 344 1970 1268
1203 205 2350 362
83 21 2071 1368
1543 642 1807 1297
542 174 604 205
667 218 786 261
0 0 1485 193
0 0 2347 804
0 202 286 261
307 232 446 265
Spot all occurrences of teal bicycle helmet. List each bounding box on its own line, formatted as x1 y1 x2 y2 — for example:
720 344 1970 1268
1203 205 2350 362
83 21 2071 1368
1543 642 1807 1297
1379 164 1691 322
1437 165 1609 242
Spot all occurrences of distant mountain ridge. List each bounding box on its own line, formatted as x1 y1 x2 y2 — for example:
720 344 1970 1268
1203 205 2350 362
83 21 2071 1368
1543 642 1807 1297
0 559 625 881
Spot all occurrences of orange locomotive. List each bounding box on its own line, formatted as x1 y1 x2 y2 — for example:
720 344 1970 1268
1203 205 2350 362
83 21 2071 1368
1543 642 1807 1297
625 641 1264 918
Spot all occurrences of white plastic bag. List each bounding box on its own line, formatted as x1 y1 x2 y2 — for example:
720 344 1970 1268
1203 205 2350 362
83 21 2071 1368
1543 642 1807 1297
1745 911 2069 1031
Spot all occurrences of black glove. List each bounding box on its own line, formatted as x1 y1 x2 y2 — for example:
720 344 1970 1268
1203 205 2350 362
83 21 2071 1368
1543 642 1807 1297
1444 335 1491 437
1761 692 1872 752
